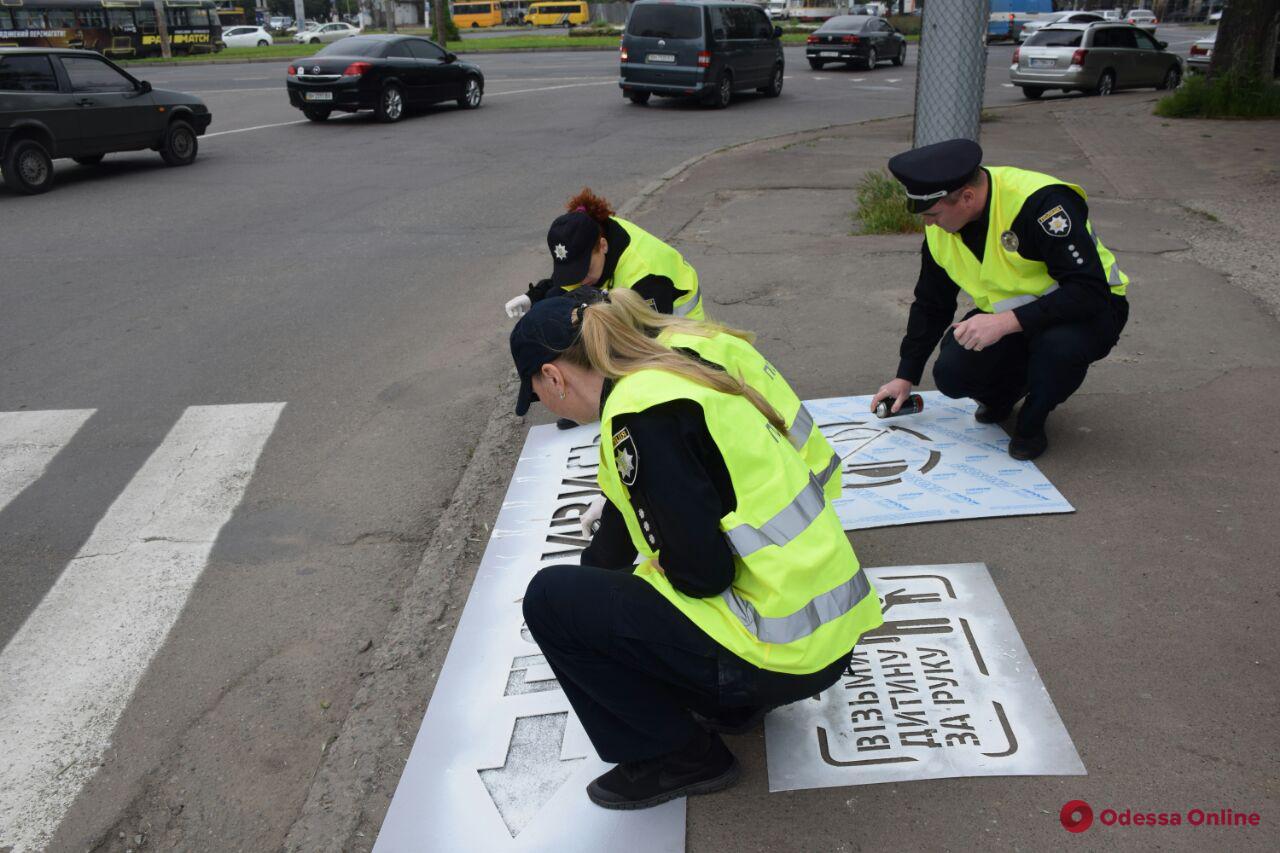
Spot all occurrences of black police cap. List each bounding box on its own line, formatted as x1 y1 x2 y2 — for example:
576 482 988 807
887 138 984 213
547 211 601 288
509 289 609 416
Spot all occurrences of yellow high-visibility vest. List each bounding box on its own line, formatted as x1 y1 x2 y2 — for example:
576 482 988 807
597 368 882 674
925 166 1128 314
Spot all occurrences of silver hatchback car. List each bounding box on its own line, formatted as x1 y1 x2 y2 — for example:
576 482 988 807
1010 22 1182 99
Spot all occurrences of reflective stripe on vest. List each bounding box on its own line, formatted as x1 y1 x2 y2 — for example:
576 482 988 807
789 404 814 451
816 451 841 487
725 474 826 558
992 283 1059 313
1090 228 1126 286
722 569 872 645
672 289 702 317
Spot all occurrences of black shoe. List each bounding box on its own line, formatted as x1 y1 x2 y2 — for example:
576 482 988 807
556 417 578 430
974 401 1015 424
1009 429 1048 461
586 734 740 810
690 705 769 735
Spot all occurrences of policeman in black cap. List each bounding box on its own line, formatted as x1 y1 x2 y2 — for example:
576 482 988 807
504 188 703 321
870 138 1131 460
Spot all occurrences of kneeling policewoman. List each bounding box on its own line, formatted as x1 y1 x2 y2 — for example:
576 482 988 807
510 292 883 810
504 188 704 320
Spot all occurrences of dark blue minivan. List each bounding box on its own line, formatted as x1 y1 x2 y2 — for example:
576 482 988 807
619 1 785 108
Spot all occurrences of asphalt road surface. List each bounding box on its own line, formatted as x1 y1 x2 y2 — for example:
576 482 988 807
0 30 1206 852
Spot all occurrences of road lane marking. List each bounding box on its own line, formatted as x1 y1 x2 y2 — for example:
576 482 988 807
187 87 281 94
0 403 284 853
486 80 616 97
203 119 308 138
197 80 617 138
0 410 94 512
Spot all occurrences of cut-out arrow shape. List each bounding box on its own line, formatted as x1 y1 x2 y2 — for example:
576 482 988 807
479 712 585 838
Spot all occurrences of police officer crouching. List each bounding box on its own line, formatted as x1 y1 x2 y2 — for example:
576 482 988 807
871 139 1130 460
510 291 883 810
504 188 704 321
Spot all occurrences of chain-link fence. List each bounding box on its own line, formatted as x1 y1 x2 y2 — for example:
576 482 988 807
912 0 991 148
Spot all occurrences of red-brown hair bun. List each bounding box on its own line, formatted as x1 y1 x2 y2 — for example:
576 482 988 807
566 188 615 226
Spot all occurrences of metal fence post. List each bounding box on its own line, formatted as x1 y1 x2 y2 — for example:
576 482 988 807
912 0 991 147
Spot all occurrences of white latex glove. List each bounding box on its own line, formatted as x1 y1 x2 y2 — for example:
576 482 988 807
579 494 607 540
505 294 532 318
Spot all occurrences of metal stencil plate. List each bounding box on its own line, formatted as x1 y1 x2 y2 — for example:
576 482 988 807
810 392 1075 530
374 424 684 853
765 563 1085 792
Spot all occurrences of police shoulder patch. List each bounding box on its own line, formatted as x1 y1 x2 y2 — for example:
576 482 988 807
1037 204 1072 238
612 426 638 486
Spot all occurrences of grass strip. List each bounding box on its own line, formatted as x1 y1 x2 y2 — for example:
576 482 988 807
852 169 922 235
1155 70 1280 119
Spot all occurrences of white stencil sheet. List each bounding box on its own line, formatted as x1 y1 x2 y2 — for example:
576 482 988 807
765 563 1085 792
810 392 1074 529
374 424 683 853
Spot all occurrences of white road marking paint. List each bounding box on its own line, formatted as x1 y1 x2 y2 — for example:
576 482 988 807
1003 83 1016 87
886 77 902 82
0 410 95 511
187 87 280 94
0 403 284 853
203 119 308 138
190 79 617 138
486 76 614 82
487 80 616 97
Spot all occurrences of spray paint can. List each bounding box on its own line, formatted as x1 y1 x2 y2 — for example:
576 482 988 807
875 394 924 420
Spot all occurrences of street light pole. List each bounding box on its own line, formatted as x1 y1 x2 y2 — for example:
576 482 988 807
911 0 990 147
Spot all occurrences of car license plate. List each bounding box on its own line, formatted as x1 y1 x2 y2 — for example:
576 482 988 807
305 91 333 101
1029 57 1055 68
646 53 675 63
820 51 840 57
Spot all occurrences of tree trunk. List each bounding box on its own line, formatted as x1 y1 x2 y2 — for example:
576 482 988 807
1209 0 1280 80
384 0 397 32
153 0 171 59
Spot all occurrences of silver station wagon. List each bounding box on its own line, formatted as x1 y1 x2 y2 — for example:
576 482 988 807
1010 22 1182 99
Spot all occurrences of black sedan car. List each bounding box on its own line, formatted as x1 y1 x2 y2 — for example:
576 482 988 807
0 48 211 195
805 15 908 71
286 35 484 123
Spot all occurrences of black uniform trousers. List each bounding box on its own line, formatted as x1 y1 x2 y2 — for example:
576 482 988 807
523 564 850 764
932 295 1129 435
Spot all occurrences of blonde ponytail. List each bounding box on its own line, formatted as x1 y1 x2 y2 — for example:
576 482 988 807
560 292 786 433
602 289 756 347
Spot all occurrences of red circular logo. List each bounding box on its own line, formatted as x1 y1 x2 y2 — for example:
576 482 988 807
1060 800 1093 833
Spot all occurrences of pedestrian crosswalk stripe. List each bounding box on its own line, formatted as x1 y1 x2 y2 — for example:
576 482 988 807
0 409 95 514
0 403 285 853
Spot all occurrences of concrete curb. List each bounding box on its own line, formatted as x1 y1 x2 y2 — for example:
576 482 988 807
616 95 1059 219
281 377 525 853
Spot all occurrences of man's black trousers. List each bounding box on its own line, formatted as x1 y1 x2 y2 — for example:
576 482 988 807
523 564 849 764
932 296 1129 435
